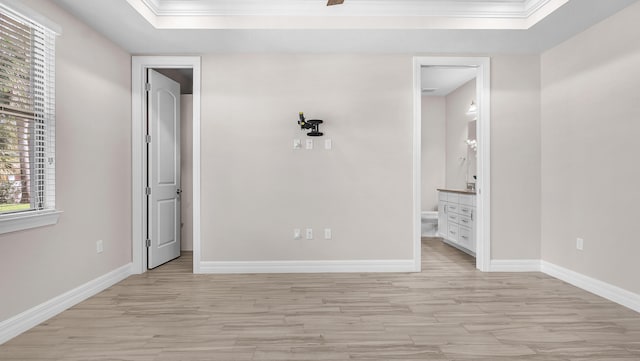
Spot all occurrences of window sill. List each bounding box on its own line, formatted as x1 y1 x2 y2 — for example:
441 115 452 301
0 210 62 235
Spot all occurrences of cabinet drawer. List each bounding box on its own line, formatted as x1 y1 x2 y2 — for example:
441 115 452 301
459 205 473 217
446 203 459 214
458 215 472 227
447 223 459 242
447 213 459 223
459 226 473 249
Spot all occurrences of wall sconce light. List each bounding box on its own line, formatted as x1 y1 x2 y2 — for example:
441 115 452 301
465 139 478 152
466 101 477 116
298 112 324 136
466 101 478 122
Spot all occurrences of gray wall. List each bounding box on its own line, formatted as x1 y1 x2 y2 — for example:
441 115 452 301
0 0 132 321
421 96 446 212
200 54 415 261
541 1 640 294
491 55 542 260
181 95 193 251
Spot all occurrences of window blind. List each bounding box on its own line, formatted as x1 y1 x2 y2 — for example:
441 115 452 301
0 5 55 215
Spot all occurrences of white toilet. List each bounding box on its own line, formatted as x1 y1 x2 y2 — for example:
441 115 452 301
421 211 438 237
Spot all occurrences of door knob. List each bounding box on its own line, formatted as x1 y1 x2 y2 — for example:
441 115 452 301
176 189 182 195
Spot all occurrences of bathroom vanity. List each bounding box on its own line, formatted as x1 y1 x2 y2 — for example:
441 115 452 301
437 189 476 256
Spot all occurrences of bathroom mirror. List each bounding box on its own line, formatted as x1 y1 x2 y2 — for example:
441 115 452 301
467 118 477 189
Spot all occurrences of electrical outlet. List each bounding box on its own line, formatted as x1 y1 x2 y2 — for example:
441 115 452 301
293 228 301 240
96 239 104 253
324 228 332 240
306 228 313 240
576 238 584 251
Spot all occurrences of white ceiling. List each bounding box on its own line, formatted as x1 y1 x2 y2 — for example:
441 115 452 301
51 0 638 54
421 67 477 96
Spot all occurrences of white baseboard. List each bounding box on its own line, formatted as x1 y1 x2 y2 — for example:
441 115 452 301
0 263 133 345
541 261 640 313
488 259 639 313
199 259 416 274
489 259 541 272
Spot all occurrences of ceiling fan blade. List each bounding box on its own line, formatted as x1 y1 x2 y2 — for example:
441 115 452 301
327 0 345 6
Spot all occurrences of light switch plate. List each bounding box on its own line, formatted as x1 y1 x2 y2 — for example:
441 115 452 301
324 228 332 240
306 139 313 150
293 139 302 150
293 228 301 240
306 228 313 240
325 139 332 150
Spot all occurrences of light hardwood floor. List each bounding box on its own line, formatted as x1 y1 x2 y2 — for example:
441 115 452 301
1 238 639 360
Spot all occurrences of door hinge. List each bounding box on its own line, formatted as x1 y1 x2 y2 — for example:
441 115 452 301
146 239 151 247
145 134 151 143
145 83 151 92
145 187 151 195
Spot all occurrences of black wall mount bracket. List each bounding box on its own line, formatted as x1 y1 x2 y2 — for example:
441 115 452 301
298 112 323 137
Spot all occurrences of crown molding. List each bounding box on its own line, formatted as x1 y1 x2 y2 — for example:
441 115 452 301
127 0 570 29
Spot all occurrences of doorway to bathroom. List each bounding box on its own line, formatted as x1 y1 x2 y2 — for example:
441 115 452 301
412 57 491 272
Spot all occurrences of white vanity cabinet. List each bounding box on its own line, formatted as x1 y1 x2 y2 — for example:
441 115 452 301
437 190 476 256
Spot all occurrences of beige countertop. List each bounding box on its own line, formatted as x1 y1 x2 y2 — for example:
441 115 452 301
437 188 476 195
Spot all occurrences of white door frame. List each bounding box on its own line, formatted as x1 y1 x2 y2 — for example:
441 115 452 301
413 56 491 272
131 56 202 274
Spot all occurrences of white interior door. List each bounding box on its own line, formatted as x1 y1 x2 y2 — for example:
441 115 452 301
147 69 181 269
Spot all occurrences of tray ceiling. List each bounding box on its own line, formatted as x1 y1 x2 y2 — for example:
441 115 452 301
127 0 569 29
